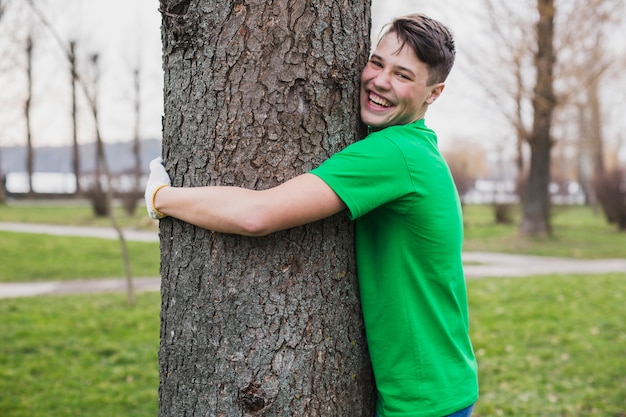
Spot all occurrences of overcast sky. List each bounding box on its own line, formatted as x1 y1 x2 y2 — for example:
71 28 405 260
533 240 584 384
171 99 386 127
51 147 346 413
1 0 623 164
0 0 164 147
0 0 495 150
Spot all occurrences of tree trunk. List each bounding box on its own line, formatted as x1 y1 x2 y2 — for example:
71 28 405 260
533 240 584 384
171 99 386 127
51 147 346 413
0 148 6 203
587 76 605 178
520 0 556 236
158 1 374 416
25 34 34 197
70 41 81 196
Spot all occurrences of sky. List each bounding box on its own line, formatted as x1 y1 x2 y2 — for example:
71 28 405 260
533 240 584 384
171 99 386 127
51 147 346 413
0 0 623 165
0 0 493 151
0 0 164 147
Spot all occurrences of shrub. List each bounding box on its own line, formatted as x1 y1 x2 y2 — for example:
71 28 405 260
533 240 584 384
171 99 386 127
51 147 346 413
122 192 142 216
86 185 110 217
593 168 626 230
447 158 474 201
492 203 514 224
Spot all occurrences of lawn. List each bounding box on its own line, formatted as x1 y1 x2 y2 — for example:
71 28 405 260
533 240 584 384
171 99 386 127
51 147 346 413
0 199 156 230
0 292 160 417
0 200 160 282
469 273 626 416
2 202 624 282
0 231 159 282
1 201 625 416
463 204 626 258
1 274 624 416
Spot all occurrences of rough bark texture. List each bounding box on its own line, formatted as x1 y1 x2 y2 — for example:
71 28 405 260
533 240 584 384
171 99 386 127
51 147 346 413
520 0 556 236
158 1 374 416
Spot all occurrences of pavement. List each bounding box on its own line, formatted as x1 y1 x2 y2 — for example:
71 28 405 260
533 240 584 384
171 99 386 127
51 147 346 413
0 221 159 242
1 222 625 299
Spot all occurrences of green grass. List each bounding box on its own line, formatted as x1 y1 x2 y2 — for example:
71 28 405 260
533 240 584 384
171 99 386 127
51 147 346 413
1 202 625 416
0 199 157 230
463 204 626 258
0 200 160 282
1 201 624 282
1 275 624 417
2 201 625 260
0 292 160 417
469 273 626 417
0 231 159 282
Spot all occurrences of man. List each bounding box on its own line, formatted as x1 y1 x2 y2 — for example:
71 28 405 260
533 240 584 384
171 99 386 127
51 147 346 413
146 14 478 417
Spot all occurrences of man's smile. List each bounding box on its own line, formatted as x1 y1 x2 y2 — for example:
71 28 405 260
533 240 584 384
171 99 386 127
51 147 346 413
367 91 393 109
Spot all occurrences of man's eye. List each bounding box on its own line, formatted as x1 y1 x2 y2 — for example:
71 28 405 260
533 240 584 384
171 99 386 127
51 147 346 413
370 60 383 68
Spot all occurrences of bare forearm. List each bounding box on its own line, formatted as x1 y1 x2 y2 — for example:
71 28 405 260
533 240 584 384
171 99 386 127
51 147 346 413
153 174 346 237
154 185 265 236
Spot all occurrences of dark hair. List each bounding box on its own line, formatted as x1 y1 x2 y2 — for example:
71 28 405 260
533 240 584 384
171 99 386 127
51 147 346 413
383 14 456 85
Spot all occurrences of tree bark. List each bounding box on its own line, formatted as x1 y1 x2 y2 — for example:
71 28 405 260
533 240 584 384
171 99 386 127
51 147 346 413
158 1 374 416
520 0 556 236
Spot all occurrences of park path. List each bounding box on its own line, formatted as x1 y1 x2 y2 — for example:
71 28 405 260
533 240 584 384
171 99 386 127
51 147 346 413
1 222 625 298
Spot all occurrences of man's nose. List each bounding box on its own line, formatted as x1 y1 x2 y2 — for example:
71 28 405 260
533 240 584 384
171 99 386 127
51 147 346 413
373 70 392 89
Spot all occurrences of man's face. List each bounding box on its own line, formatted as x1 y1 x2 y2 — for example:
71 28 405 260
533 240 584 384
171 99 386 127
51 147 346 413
360 33 444 129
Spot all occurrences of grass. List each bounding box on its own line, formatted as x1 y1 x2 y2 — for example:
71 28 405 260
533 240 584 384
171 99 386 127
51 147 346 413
0 200 160 282
0 293 160 417
1 274 624 417
1 201 625 416
469 273 626 417
0 231 159 282
463 204 626 258
0 199 157 230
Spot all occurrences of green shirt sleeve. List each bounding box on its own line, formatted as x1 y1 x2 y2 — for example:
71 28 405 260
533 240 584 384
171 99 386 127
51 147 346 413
310 133 414 220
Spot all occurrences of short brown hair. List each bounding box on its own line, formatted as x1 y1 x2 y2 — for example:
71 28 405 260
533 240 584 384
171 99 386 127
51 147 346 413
383 14 456 85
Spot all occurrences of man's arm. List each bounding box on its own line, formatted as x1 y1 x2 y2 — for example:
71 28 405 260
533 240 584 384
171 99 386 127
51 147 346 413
153 173 346 236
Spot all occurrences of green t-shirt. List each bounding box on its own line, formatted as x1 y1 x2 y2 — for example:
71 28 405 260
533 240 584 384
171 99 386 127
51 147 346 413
311 119 478 417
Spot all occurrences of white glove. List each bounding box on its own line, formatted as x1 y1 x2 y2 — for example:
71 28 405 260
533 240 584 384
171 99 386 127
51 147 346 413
145 157 171 219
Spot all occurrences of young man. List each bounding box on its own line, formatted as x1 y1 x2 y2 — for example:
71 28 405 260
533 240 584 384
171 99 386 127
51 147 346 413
146 14 478 417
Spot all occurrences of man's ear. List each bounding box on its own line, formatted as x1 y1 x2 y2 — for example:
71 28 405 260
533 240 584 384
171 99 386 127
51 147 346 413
427 83 445 105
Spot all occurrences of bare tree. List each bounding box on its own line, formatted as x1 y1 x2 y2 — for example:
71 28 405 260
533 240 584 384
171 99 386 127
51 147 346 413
158 0 374 415
554 0 624 203
69 40 81 195
123 67 142 215
26 1 136 305
0 149 5 203
0 0 19 202
519 0 557 236
86 53 107 215
467 1 536 176
468 1 556 232
474 0 622 234
82 52 135 305
24 33 34 196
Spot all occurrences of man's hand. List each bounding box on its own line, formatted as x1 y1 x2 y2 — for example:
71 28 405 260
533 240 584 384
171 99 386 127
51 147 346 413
145 157 171 219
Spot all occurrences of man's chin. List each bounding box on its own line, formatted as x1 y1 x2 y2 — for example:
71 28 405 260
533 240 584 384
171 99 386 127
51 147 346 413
360 113 390 129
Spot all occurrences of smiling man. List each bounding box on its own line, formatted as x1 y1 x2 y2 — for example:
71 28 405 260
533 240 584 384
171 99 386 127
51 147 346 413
146 14 478 417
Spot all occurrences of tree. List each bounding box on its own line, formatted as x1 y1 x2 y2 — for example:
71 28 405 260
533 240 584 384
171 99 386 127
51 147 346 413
127 67 142 215
554 0 624 204
68 40 82 195
474 1 535 176
81 51 136 305
471 0 557 235
475 0 624 231
520 0 556 236
158 1 374 416
24 32 34 196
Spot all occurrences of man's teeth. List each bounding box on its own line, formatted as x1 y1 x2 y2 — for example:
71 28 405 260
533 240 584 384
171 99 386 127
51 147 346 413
370 93 391 107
